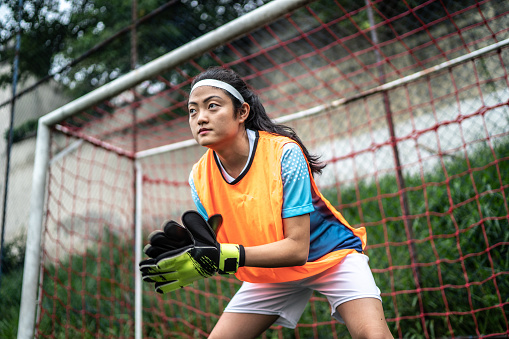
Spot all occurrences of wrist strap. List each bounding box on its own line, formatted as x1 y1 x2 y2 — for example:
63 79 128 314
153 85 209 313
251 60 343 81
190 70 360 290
238 244 245 267
219 244 244 274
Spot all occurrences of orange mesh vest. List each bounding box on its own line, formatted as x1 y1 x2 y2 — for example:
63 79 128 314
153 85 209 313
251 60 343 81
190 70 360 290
192 131 366 283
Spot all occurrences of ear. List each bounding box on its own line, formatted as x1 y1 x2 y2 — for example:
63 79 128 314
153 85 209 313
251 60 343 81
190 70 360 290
238 102 250 123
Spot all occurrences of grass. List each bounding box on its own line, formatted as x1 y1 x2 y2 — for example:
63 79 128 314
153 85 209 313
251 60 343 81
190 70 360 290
1 139 507 338
0 236 25 339
321 139 509 338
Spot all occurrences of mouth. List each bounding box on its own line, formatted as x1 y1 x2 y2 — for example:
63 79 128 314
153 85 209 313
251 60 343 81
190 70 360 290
198 128 211 135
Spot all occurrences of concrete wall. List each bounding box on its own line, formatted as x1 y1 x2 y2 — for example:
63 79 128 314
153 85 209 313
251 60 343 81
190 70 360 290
0 75 69 243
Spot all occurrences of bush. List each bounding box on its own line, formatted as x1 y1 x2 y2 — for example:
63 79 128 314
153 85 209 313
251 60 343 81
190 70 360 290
0 236 26 338
321 139 509 338
3 118 38 143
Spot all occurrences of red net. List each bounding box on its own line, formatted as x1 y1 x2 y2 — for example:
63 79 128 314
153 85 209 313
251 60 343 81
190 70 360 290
36 0 509 337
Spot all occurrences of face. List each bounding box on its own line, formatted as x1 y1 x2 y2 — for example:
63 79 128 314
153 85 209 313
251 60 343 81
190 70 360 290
188 85 248 151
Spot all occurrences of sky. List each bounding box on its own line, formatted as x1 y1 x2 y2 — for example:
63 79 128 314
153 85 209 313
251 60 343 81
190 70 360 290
0 4 10 22
0 0 71 41
0 0 71 24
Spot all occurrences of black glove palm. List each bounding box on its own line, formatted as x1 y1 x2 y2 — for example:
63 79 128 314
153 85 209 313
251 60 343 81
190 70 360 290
181 211 244 275
139 211 245 294
143 219 194 258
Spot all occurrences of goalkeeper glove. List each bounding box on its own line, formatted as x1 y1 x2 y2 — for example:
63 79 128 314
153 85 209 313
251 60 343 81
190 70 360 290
139 219 198 293
143 219 194 258
139 211 245 294
186 211 245 274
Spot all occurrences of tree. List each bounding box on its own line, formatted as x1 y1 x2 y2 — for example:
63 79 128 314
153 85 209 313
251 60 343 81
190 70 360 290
0 0 91 89
0 0 271 98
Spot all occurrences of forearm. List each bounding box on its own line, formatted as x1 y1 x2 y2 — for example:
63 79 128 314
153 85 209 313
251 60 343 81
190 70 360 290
242 213 310 268
243 237 309 268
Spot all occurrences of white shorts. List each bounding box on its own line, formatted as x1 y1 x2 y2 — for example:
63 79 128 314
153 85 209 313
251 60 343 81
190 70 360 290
224 253 381 329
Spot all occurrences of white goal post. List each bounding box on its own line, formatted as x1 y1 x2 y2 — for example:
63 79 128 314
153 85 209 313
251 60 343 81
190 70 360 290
17 1 316 338
18 0 509 336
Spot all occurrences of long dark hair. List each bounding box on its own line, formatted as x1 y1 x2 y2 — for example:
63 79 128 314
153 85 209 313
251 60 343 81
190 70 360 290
191 67 325 175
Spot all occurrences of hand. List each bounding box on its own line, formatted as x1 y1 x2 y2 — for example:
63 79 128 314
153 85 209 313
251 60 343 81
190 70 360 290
143 219 194 258
139 211 245 294
180 211 245 275
139 219 200 293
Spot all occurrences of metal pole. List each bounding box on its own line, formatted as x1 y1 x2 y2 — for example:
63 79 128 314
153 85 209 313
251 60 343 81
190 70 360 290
365 1 425 330
130 1 142 338
17 121 51 339
0 0 23 290
134 161 143 339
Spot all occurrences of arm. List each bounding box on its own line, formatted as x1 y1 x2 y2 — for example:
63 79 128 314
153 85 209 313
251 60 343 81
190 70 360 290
243 143 313 268
244 213 310 268
140 212 310 294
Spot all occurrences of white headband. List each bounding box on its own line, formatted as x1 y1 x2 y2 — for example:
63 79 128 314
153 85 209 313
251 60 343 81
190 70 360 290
190 79 245 103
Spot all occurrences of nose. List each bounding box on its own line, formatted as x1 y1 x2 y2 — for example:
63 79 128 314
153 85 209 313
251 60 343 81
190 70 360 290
196 110 208 125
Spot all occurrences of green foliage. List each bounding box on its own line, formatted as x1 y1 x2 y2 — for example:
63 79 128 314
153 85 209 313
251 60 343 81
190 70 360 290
0 269 23 338
3 118 38 143
0 235 25 275
1 140 507 338
0 0 271 98
321 139 509 338
0 235 25 337
59 0 273 97
0 0 89 87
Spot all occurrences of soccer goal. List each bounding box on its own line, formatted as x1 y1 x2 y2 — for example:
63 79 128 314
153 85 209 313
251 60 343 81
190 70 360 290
20 0 509 338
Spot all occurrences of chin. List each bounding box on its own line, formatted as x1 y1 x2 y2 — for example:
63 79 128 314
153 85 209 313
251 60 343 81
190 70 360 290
197 138 214 148
192 133 208 146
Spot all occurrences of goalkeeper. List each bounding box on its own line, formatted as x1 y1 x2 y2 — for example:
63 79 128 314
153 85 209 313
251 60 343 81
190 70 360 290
140 67 393 339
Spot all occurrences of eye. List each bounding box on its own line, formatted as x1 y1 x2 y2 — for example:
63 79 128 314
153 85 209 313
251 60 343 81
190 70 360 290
208 103 218 109
189 108 196 115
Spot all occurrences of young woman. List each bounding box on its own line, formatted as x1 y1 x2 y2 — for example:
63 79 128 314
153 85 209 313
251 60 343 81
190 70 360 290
187 67 393 338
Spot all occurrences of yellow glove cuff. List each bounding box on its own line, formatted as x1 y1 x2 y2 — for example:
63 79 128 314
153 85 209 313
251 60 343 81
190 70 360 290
219 244 244 274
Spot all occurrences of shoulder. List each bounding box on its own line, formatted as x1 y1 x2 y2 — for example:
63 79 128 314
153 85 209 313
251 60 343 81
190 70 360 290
258 131 296 149
281 143 309 179
282 142 301 154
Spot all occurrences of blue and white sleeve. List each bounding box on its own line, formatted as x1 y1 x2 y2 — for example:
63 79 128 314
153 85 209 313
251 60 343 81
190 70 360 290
281 143 314 218
188 170 208 220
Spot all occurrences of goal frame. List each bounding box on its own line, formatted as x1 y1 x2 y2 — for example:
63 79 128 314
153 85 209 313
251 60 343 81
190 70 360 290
18 1 315 338
19 0 509 337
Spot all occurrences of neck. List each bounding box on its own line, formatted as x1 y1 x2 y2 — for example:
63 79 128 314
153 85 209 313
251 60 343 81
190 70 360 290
214 129 250 178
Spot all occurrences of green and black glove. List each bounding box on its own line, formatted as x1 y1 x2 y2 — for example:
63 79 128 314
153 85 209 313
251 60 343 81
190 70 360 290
139 210 245 294
143 219 194 258
139 219 198 293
